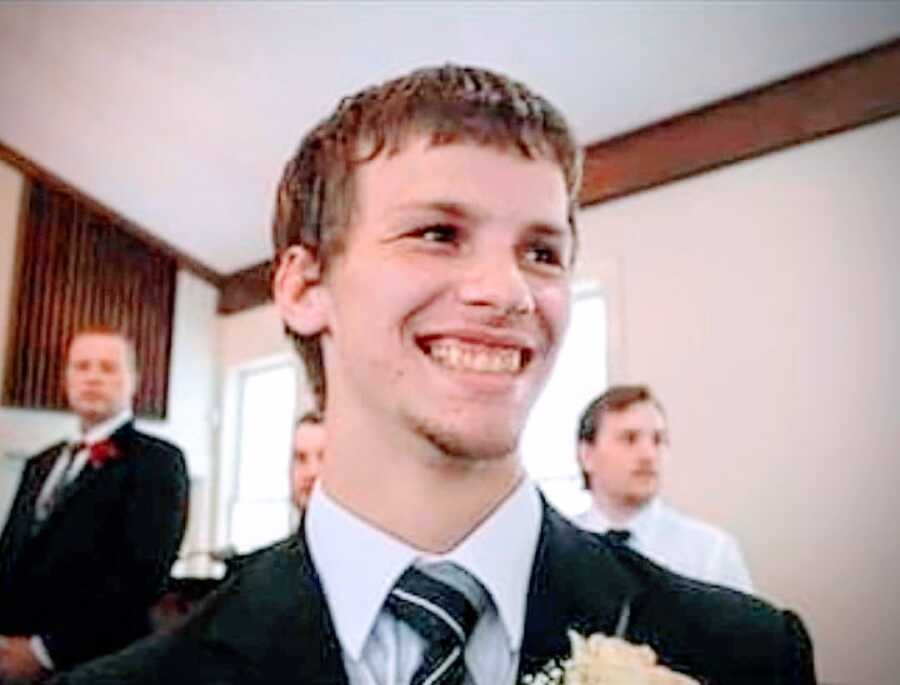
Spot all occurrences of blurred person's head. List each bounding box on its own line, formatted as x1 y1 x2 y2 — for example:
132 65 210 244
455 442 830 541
577 385 668 516
65 326 137 431
291 411 326 510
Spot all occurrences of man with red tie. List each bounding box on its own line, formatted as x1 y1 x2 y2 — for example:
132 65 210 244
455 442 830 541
0 327 188 682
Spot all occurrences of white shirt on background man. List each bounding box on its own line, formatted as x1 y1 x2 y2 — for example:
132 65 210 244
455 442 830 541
574 498 753 593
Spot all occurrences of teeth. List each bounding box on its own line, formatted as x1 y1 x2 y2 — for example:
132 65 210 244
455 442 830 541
427 340 523 373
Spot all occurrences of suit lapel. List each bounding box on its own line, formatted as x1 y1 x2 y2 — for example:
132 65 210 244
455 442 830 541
35 422 137 532
0 447 62 572
21 447 61 522
190 531 349 684
517 502 646 680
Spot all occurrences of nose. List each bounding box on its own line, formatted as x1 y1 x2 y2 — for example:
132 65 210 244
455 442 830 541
636 438 659 463
456 253 535 317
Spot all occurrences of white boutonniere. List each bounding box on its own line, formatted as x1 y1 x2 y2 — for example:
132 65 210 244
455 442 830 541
522 630 700 685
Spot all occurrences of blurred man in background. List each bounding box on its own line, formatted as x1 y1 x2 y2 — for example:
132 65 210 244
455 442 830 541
575 384 753 592
0 327 188 682
290 411 325 510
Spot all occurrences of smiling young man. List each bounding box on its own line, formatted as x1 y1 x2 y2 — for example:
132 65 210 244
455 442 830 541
55 66 816 685
0 327 188 682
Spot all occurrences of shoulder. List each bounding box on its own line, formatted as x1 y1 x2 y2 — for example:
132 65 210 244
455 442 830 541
25 441 66 464
541 506 812 677
116 425 187 471
184 536 309 634
18 442 66 481
52 539 311 684
122 425 184 457
622 550 808 672
657 503 737 546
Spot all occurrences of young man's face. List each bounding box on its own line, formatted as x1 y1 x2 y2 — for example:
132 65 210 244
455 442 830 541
315 138 572 462
579 400 669 509
65 333 136 430
291 421 326 509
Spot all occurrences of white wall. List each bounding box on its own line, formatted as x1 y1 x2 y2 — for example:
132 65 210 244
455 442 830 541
0 160 220 567
576 117 900 685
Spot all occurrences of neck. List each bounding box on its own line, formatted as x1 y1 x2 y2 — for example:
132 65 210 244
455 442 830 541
592 491 649 526
79 416 102 434
79 409 128 436
323 410 523 554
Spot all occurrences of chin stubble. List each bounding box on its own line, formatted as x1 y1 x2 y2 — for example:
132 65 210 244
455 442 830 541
411 414 519 463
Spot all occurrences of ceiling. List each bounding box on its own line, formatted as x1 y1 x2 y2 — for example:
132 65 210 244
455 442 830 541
1 1 898 276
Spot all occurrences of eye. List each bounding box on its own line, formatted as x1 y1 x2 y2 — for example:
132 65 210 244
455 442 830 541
654 432 668 447
623 431 638 446
523 239 566 269
416 224 459 244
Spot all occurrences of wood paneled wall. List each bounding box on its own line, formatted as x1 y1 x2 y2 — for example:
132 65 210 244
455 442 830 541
2 179 176 418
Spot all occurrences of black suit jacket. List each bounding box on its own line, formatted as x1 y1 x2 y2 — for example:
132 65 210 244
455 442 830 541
0 422 189 670
52 502 815 684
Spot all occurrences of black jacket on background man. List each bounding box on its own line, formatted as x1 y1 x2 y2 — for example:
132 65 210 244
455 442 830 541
0 422 189 670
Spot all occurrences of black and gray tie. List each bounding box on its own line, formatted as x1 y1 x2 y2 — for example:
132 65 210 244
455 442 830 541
385 565 480 685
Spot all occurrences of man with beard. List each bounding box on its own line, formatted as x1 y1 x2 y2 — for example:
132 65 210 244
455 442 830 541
575 385 753 592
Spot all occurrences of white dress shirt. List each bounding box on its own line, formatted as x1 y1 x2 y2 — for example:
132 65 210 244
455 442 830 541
574 498 753 593
29 409 134 670
305 478 542 685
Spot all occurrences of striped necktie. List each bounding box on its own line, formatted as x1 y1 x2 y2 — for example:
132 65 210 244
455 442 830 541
385 564 480 685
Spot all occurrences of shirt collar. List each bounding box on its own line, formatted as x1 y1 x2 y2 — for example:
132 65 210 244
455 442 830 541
305 478 542 660
75 409 133 445
627 497 661 542
582 497 661 544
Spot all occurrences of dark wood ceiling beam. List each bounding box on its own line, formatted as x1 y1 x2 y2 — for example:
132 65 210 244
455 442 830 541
220 38 899 314
5 39 898 315
217 260 272 315
579 37 900 206
0 141 225 288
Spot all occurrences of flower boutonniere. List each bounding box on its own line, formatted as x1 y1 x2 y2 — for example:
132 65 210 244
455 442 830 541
522 630 699 685
87 439 122 469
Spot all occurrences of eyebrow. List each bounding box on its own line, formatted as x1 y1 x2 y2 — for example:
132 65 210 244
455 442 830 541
389 199 569 237
389 200 479 221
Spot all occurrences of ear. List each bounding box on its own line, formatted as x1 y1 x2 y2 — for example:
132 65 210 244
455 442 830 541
576 440 593 472
273 245 329 336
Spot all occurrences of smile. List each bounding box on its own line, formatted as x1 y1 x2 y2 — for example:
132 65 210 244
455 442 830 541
422 338 529 374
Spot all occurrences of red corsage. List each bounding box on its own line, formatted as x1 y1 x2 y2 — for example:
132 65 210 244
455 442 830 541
88 440 121 468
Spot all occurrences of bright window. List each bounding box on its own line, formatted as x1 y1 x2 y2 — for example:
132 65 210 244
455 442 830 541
227 360 297 552
521 283 608 516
